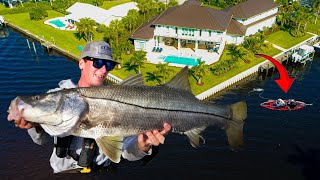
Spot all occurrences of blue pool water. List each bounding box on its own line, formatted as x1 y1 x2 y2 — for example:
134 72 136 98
48 19 66 28
164 55 199 66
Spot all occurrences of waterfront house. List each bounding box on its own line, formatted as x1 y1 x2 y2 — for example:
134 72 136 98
65 2 139 26
131 0 279 66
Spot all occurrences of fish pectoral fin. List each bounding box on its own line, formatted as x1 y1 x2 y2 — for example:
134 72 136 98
226 120 244 150
226 101 247 149
95 136 124 163
184 127 206 148
230 101 247 122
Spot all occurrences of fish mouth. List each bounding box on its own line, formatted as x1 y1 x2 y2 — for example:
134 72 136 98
9 97 62 126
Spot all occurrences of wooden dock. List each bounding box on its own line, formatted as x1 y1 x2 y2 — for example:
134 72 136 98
5 21 79 61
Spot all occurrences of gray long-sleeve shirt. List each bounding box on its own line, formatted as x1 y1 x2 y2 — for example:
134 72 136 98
27 79 151 173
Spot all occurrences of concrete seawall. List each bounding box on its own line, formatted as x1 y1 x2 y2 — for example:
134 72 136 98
5 22 122 83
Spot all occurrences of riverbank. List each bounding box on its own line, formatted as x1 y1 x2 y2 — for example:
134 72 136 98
3 19 319 99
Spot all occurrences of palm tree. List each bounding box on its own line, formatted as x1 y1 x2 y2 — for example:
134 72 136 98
313 0 320 24
76 18 96 42
112 46 123 69
121 40 134 55
303 13 314 31
124 62 139 74
227 44 247 63
191 59 210 86
104 19 125 47
123 9 139 33
129 51 147 74
145 71 163 85
137 0 154 20
242 38 259 54
156 62 174 83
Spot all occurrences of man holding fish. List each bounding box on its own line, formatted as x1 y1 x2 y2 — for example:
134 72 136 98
7 41 246 174
7 41 171 173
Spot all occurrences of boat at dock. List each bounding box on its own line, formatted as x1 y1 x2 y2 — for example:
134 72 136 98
0 16 9 38
0 16 4 25
291 45 315 63
314 42 320 52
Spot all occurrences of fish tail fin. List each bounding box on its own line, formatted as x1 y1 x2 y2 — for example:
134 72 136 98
226 101 247 149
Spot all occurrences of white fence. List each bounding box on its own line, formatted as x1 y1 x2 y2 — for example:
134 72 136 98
106 73 123 84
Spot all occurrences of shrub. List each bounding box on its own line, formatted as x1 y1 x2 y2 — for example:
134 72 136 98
290 29 305 37
96 24 108 33
29 7 48 20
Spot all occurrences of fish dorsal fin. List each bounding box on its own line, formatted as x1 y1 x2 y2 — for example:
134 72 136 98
183 127 206 148
165 66 191 92
120 74 145 86
95 136 124 163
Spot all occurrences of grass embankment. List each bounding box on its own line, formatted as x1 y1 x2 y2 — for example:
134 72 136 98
0 4 5 10
4 11 105 56
266 30 313 49
306 22 320 35
3 10 102 57
189 47 281 95
100 0 132 10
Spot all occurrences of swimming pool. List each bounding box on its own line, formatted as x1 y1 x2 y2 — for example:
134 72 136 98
48 19 66 28
164 55 199 66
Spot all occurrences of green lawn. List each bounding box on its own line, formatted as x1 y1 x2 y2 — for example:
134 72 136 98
266 30 313 49
0 4 6 10
3 11 105 57
202 4 224 10
306 22 320 35
189 46 281 95
100 0 132 10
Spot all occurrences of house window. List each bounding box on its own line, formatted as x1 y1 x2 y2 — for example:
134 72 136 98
200 30 202 37
139 42 145 50
176 27 178 34
209 31 211 37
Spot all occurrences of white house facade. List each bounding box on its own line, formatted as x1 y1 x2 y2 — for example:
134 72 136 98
65 2 139 26
131 0 279 66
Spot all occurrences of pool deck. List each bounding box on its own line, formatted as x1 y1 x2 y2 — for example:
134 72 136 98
44 17 77 31
146 45 220 67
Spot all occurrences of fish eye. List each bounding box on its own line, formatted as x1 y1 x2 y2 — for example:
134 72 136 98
33 96 40 100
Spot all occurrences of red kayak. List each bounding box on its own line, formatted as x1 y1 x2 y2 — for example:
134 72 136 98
260 99 306 111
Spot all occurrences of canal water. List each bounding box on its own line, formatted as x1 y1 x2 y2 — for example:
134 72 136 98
0 28 319 179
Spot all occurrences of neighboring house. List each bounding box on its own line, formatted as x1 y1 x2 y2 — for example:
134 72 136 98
131 0 279 65
65 2 139 26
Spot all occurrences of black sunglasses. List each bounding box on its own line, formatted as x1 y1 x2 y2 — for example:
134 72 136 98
85 57 116 71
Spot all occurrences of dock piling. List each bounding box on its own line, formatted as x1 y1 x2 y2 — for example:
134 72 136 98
26 39 31 50
32 42 37 54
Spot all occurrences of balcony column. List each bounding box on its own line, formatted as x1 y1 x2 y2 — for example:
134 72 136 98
195 40 198 52
178 38 181 50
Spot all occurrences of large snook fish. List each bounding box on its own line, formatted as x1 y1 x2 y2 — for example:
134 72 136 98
8 67 247 163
